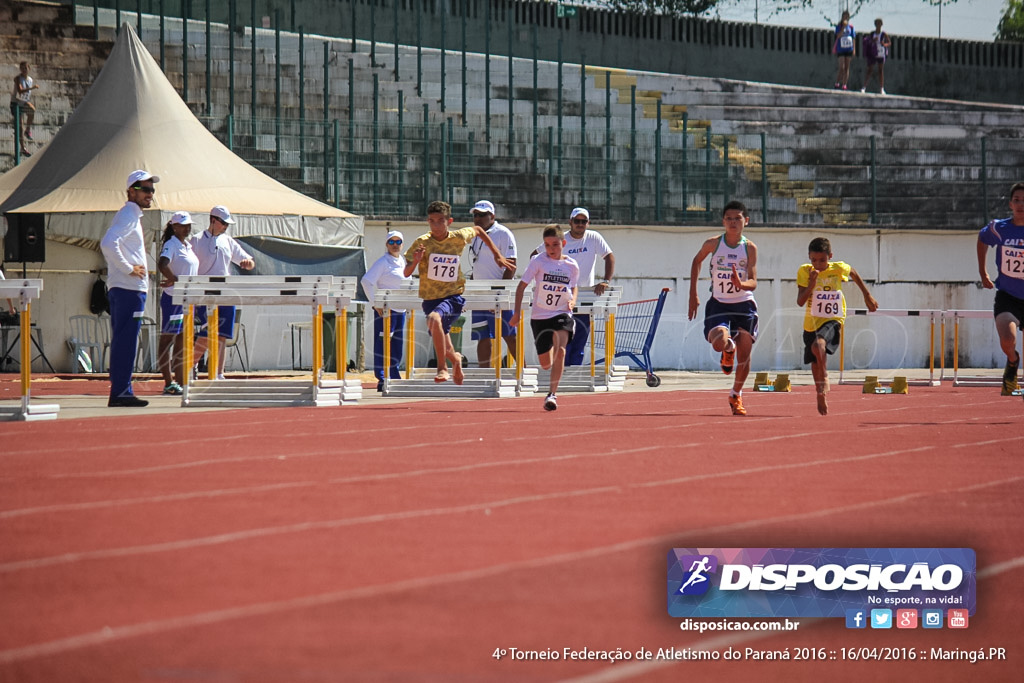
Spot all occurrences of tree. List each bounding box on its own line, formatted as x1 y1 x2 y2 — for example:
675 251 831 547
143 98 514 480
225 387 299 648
600 0 720 15
996 0 1024 41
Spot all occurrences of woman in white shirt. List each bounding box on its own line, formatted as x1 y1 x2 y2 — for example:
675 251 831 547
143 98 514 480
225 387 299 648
361 231 411 391
156 212 199 394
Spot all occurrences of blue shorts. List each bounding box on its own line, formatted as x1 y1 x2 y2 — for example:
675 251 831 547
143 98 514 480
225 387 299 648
422 295 465 334
160 292 185 335
703 297 758 342
471 310 515 340
194 305 236 339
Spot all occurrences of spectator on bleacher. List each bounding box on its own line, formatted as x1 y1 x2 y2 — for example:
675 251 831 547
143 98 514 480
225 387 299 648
362 230 411 391
190 206 256 381
156 211 199 395
100 170 158 408
468 199 518 368
832 11 855 90
977 182 1024 396
860 18 891 95
10 61 39 157
530 207 615 366
404 200 513 384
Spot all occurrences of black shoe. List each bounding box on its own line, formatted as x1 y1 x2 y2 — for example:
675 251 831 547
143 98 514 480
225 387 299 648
108 396 149 407
376 380 384 392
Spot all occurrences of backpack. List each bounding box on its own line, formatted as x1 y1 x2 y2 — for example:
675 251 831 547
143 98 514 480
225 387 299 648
89 277 109 314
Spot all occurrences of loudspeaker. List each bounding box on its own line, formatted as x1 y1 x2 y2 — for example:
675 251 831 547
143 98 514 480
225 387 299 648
3 213 46 263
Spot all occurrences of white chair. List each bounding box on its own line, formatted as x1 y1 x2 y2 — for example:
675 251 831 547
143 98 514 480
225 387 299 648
67 314 103 373
225 311 250 372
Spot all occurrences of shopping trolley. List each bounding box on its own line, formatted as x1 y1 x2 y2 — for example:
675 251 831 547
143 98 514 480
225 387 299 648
593 288 670 387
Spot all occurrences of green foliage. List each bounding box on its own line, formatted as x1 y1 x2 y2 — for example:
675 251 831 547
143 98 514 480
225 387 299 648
996 0 1024 41
600 0 720 16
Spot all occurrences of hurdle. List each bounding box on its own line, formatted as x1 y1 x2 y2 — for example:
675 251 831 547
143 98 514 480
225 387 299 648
376 280 535 398
173 275 361 407
837 308 942 387
941 309 1023 389
543 286 627 392
0 278 59 421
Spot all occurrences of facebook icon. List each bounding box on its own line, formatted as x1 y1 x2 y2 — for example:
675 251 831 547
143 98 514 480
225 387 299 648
845 609 867 629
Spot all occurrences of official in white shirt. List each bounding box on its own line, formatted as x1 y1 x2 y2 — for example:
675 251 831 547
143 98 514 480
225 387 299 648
190 205 255 379
468 200 517 368
100 169 158 407
361 230 412 390
156 211 199 394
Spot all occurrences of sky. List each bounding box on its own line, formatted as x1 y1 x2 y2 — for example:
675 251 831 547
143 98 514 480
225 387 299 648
709 0 1010 41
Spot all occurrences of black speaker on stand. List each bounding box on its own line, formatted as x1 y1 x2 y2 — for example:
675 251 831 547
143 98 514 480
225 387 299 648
3 213 46 275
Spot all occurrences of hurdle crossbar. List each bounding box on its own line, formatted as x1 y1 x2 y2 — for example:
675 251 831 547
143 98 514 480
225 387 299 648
940 309 1022 386
837 308 942 386
173 276 359 406
0 278 59 421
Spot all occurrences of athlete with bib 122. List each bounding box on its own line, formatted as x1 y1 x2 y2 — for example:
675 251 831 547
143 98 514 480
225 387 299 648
405 200 513 384
977 182 1024 397
688 201 759 416
796 237 878 416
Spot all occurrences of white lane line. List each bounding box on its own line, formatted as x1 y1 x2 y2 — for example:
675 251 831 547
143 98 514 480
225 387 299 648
5 436 1020 572
1 474 1020 665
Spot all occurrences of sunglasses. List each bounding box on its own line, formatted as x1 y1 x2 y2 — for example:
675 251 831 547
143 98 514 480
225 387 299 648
387 239 403 245
131 185 156 193
572 218 589 224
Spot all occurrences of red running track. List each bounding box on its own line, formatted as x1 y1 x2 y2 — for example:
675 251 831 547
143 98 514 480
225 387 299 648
0 385 1021 682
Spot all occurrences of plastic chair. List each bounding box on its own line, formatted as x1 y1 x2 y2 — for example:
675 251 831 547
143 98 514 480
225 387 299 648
67 314 103 373
225 311 250 372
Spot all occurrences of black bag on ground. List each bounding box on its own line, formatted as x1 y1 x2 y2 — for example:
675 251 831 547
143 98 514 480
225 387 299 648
89 277 109 314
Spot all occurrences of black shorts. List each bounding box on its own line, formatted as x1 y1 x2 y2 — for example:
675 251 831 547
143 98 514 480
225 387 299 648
530 313 575 356
994 289 1024 325
803 319 842 364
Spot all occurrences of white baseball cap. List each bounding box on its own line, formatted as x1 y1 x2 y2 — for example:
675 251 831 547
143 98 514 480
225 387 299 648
210 205 235 224
126 169 160 188
470 200 495 215
569 207 590 221
385 230 404 242
170 211 193 225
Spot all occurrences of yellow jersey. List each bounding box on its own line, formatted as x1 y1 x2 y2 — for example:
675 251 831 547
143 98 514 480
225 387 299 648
406 226 476 300
797 261 852 332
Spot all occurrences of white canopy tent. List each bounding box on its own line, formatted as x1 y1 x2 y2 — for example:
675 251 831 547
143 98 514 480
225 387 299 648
0 23 362 247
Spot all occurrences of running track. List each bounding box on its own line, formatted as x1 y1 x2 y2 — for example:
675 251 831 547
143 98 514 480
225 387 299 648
1 385 1021 682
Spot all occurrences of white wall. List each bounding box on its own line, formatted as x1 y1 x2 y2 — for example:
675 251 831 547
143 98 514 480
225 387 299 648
19 223 1007 374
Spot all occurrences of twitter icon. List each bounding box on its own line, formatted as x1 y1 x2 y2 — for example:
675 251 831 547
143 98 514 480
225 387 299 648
870 609 893 629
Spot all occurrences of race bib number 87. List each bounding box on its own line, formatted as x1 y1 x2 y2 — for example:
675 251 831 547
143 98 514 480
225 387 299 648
536 283 570 311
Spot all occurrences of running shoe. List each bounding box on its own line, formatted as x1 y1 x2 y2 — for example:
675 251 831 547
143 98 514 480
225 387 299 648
544 393 558 411
720 343 735 375
25 129 32 140
1001 353 1019 395
162 382 183 395
729 394 746 416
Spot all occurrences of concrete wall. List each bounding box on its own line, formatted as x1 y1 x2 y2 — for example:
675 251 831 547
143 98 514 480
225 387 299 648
361 220 1005 375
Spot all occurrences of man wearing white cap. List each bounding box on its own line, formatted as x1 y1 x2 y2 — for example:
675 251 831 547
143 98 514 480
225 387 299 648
531 207 615 365
190 205 255 379
156 211 199 394
362 230 412 390
468 200 518 368
100 169 159 407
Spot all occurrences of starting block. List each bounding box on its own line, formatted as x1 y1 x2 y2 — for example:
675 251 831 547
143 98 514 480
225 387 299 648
863 376 909 394
753 372 791 392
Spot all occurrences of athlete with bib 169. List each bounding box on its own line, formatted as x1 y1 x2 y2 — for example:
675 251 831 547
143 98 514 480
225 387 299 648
796 237 878 416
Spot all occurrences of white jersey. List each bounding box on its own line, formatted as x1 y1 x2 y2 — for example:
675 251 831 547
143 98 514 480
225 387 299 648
535 230 611 287
190 229 253 276
470 221 517 279
159 235 200 295
362 252 411 313
709 235 754 303
521 254 579 320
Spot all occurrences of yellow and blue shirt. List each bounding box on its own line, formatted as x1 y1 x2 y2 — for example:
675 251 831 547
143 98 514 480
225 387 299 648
797 261 852 332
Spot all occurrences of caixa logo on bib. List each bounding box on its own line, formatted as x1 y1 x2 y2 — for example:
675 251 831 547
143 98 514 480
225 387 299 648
667 548 976 618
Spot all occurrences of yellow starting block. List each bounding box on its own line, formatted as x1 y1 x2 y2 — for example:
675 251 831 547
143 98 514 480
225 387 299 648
864 376 909 394
753 372 791 392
